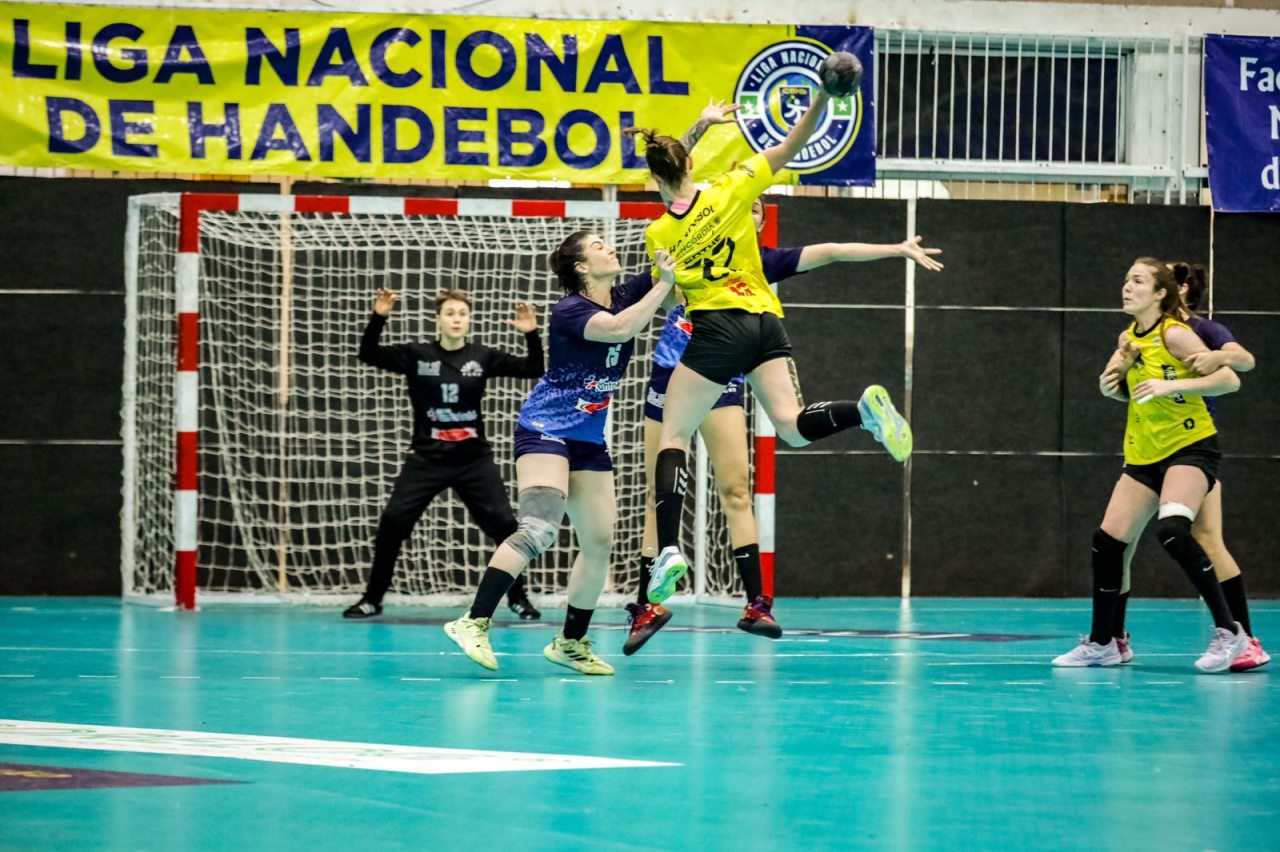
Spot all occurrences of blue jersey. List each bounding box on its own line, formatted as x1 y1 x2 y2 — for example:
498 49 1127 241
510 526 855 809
1188 315 1239 419
518 273 654 443
652 245 805 370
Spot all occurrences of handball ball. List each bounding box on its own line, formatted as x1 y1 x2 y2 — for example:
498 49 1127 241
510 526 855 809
819 51 863 97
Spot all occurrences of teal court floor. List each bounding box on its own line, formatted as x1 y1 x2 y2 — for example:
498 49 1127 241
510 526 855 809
0 597 1277 851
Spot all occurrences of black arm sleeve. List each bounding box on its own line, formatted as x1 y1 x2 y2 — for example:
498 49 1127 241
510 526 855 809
357 313 415 374
487 331 546 379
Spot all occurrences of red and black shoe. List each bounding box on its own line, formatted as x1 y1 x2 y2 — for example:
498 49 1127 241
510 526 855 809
623 603 673 656
737 595 783 639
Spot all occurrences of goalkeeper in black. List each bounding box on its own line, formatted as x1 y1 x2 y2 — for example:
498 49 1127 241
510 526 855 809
344 287 545 620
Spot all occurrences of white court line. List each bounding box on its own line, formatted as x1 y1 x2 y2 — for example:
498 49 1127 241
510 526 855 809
637 680 674 684
861 681 899 685
787 681 831 685
242 676 280 680
1142 681 1185 685
77 675 117 679
1004 681 1047 685
0 674 35 678
932 681 970 685
0 719 679 776
319 677 359 681
159 676 201 680
400 677 441 682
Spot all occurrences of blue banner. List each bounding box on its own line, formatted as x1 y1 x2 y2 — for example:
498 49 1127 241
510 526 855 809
1205 34 1280 213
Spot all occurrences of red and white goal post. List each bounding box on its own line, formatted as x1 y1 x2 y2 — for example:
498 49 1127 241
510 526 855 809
121 192 778 609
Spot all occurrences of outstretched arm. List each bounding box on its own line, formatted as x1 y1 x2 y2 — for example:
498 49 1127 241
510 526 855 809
797 235 944 273
656 100 742 205
358 288 414 373
762 89 832 175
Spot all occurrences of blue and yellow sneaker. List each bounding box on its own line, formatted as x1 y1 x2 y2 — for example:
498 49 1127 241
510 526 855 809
858 384 912 462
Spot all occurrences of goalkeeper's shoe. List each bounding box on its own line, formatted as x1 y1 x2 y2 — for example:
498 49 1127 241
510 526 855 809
648 546 688 604
623 603 672 656
507 594 541 621
342 597 382 619
444 615 498 671
544 635 614 676
737 595 783 639
858 384 912 462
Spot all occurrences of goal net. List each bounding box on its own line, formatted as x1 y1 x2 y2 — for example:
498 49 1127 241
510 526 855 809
122 193 754 608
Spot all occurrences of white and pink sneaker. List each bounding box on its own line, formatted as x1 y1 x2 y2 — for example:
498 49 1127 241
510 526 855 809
1195 623 1251 673
1229 636 1271 672
1115 632 1134 664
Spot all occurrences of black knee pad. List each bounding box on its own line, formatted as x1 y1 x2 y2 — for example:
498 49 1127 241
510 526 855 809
1155 515 1205 565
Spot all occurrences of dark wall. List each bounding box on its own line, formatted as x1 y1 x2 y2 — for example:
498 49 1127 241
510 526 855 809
1 178 1277 597
773 195 1279 598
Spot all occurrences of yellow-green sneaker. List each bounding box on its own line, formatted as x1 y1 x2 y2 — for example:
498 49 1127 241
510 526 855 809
543 634 615 676
444 615 498 670
858 384 913 462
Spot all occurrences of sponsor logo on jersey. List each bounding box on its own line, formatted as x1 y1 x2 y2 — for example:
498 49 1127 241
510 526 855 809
647 387 666 409
431 427 478 442
734 40 861 172
460 360 484 377
583 375 622 393
538 433 566 445
575 397 613 415
427 408 479 422
676 319 694 335
417 360 441 377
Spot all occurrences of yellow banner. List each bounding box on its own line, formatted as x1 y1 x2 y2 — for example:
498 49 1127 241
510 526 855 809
0 4 872 183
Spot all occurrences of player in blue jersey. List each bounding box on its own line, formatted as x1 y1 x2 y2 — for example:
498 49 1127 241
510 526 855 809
444 237 678 675
1107 262 1267 671
625 197 942 654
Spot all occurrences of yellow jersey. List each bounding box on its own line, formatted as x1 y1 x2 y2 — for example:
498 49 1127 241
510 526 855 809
643 153 783 317
1123 316 1217 465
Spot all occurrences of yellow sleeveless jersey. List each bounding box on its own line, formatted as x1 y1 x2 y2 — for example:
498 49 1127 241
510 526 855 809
1123 316 1216 465
644 153 783 317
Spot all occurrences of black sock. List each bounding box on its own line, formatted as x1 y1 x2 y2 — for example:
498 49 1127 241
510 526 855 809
637 555 655 606
654 448 688 550
733 544 763 602
1111 592 1130 638
1220 575 1253 636
796 401 860 442
468 567 516 620
1156 515 1237 632
1090 529 1126 645
563 605 593 640
506 574 529 602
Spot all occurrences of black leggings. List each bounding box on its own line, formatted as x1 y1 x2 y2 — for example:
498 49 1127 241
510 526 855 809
364 453 518 603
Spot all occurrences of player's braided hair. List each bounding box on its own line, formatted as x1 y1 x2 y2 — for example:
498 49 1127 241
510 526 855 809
548 230 592 295
1171 261 1208 314
623 127 689 188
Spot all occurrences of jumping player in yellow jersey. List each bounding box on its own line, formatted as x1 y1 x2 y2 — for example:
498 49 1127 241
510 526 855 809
625 84 913 603
1054 258 1247 673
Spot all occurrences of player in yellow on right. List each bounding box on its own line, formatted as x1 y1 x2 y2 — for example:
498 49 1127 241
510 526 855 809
625 52 912 606
1054 258 1247 673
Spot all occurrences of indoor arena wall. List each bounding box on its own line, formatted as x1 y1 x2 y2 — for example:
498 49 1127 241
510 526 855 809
1 177 1276 597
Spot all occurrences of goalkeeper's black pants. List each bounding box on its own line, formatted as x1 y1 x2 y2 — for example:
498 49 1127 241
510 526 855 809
364 452 519 604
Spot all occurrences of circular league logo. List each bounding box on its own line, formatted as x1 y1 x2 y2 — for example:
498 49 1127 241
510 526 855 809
733 40 863 173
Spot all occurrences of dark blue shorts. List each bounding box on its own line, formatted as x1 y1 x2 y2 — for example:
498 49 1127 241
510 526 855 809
644 364 745 422
513 425 613 472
